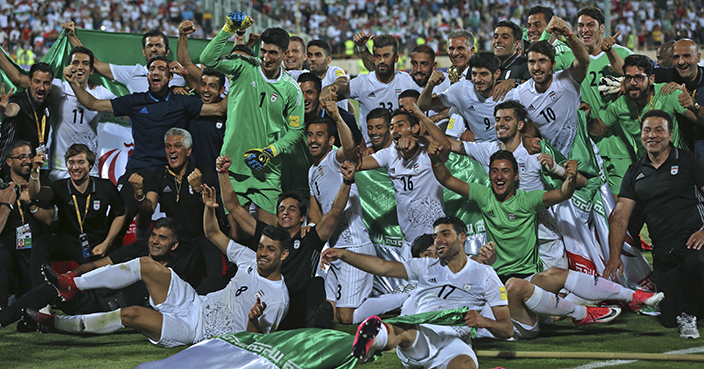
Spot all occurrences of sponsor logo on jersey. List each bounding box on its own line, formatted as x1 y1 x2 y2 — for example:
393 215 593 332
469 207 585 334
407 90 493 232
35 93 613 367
468 105 475 111
251 81 257 87
499 286 507 300
549 91 557 102
368 91 376 97
270 92 279 102
335 69 345 77
289 115 300 127
671 165 679 175
93 200 100 210
293 240 301 249
389 168 395 174
635 173 645 180
428 278 437 283
463 284 472 291
508 213 515 221
486 210 495 217
163 185 172 193
140 107 148 114
527 104 536 110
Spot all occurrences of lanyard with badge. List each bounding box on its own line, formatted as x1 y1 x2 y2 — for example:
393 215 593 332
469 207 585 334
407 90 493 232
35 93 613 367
15 192 32 249
33 107 50 170
73 192 92 258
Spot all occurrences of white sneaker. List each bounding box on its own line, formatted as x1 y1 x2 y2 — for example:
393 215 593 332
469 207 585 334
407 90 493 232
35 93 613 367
677 313 700 339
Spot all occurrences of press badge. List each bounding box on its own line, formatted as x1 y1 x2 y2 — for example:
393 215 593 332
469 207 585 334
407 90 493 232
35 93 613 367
79 233 91 258
36 144 50 170
16 224 32 249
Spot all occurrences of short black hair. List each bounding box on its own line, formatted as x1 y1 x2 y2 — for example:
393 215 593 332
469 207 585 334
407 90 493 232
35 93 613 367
142 29 169 51
577 7 605 27
494 100 528 122
526 40 555 63
146 55 172 70
623 54 655 76
261 27 290 52
153 217 180 244
305 116 337 138
469 52 501 74
230 44 254 56
297 72 322 93
412 44 435 61
277 191 308 217
373 34 398 55
432 216 467 237
489 149 518 172
69 46 95 71
307 39 332 57
366 107 392 125
411 234 435 257
5 140 32 159
495 20 522 42
261 225 292 253
29 62 54 80
528 6 554 23
398 89 420 100
391 108 419 127
65 143 96 167
641 109 673 132
201 68 226 89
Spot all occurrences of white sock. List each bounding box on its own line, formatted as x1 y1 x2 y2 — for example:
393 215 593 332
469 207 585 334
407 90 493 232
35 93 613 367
82 309 125 334
563 270 632 302
54 314 83 333
353 294 408 324
372 322 389 350
74 258 142 290
524 285 587 320
564 293 598 306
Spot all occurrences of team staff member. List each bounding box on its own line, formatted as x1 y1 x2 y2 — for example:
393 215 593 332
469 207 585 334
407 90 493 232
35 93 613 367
605 110 704 339
29 144 126 287
129 128 231 293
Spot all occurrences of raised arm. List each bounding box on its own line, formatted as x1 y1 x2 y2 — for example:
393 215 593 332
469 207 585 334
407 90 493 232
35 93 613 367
0 83 18 118
0 46 29 88
321 247 408 280
354 31 376 72
177 20 204 92
316 161 355 242
417 70 448 112
324 99 357 162
216 155 257 237
200 12 253 71
128 172 158 213
405 100 461 152
61 21 114 80
542 160 578 207
546 16 590 84
64 66 113 112
429 141 469 197
601 31 625 75
202 184 230 254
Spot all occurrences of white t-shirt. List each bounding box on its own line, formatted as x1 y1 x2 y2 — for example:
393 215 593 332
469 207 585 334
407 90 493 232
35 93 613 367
514 70 581 157
308 148 372 248
50 79 116 177
402 257 508 313
109 63 187 93
461 140 544 191
371 144 445 245
348 71 417 145
437 79 516 143
198 240 289 337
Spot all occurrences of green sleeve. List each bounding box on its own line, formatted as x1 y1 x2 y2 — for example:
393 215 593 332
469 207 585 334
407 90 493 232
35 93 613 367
539 30 551 42
670 90 690 115
271 84 305 155
602 103 619 127
527 189 547 213
200 29 238 74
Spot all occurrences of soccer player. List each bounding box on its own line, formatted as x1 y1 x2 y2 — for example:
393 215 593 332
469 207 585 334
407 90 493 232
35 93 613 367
322 217 513 368
429 148 663 337
307 39 352 112
419 52 514 143
200 13 304 226
284 36 306 72
524 7 574 72
35 188 290 345
365 108 394 152
605 110 703 338
493 21 530 83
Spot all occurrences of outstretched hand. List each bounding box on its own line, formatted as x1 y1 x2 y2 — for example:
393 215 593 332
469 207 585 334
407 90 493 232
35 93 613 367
202 184 219 209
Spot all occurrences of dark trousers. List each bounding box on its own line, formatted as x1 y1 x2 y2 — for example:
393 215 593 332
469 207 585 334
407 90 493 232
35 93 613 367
114 169 157 248
0 240 32 306
653 247 704 327
29 234 93 288
278 276 326 330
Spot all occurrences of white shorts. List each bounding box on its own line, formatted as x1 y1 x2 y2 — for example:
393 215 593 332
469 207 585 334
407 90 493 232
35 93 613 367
148 268 203 347
325 243 374 308
396 324 478 369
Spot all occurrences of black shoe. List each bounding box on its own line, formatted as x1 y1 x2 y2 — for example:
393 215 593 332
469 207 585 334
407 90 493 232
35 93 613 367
314 301 335 329
16 316 35 333
22 308 56 333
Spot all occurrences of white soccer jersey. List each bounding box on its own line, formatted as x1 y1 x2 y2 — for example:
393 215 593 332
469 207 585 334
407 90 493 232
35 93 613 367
371 144 445 245
50 79 116 177
321 65 350 111
286 69 308 81
402 257 508 313
444 107 467 140
461 140 544 191
198 240 289 338
437 79 515 143
411 72 450 119
109 63 186 93
308 148 372 248
348 71 417 145
514 70 581 157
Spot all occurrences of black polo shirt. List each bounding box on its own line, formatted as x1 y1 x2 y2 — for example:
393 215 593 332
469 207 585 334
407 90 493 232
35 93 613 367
51 177 125 245
619 145 704 248
497 52 531 82
0 173 52 244
654 65 704 147
187 114 225 190
0 89 54 161
111 91 203 171
249 220 325 292
144 161 211 244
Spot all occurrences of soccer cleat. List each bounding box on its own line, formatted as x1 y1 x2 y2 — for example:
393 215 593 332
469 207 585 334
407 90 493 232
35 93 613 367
314 301 335 329
573 306 621 326
22 308 56 333
42 264 79 302
677 313 700 339
631 290 664 307
352 315 382 361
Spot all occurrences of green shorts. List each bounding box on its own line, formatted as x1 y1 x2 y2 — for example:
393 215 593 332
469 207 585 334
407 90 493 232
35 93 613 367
229 172 281 215
603 157 633 195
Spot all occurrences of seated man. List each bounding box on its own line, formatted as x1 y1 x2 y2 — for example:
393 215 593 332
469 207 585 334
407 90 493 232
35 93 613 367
31 187 289 346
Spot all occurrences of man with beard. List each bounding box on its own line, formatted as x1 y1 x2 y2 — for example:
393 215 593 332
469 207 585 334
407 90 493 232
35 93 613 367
0 47 116 181
0 141 53 309
323 34 416 154
365 108 394 153
128 128 231 293
357 109 445 259
306 39 352 113
0 62 54 162
588 54 703 194
419 52 513 143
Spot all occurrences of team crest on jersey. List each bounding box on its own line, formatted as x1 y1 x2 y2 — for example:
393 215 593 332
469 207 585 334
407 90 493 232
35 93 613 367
549 91 557 102
508 213 516 221
463 284 472 291
117 184 123 191
189 184 194 194
216 122 223 129
395 88 402 97
413 163 420 174
519 162 526 172
270 92 279 102
93 200 100 210
294 240 301 249
253 290 265 299
671 165 679 175
317 166 323 176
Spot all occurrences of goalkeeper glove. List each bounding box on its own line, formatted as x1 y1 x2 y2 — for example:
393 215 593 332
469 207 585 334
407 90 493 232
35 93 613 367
598 75 623 97
244 145 277 171
223 11 252 33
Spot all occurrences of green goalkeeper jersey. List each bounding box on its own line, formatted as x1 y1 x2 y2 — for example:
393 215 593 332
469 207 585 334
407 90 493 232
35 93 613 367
200 29 305 177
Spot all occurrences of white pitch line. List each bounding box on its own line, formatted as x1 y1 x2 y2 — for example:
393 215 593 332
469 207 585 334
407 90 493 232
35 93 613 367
565 346 704 369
